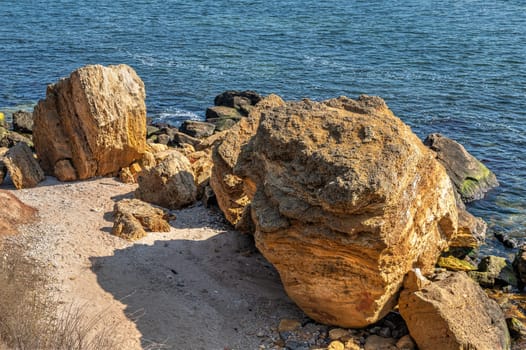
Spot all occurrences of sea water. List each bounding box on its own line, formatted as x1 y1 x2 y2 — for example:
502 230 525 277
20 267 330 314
1 0 525 256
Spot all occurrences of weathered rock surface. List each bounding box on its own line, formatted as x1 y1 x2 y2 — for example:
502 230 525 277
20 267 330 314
112 198 171 241
210 94 285 231
4 142 45 189
468 255 518 288
33 64 146 181
450 207 487 249
135 150 197 209
179 120 216 139
0 190 37 235
424 133 499 202
399 270 510 350
12 110 33 134
234 95 459 327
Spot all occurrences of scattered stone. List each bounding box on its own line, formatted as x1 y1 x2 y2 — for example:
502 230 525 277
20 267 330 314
135 150 197 209
495 231 519 249
278 319 302 333
12 110 33 133
424 133 499 202
364 335 397 350
395 335 416 350
112 198 171 241
0 129 33 148
0 112 6 128
327 340 345 350
0 190 37 235
33 64 147 181
188 151 214 199
179 120 216 139
437 255 477 271
4 142 45 189
329 328 349 340
234 95 459 327
399 270 511 350
468 255 518 288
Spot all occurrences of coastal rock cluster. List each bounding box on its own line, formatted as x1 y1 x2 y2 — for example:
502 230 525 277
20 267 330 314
1 64 522 350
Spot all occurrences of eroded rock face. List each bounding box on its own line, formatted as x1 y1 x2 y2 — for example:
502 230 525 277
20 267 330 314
33 64 146 181
112 198 171 241
4 142 45 189
0 190 37 235
399 270 510 350
234 96 459 327
210 94 285 231
424 133 499 202
135 150 197 209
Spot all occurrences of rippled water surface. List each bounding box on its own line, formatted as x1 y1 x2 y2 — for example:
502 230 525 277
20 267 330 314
1 0 525 255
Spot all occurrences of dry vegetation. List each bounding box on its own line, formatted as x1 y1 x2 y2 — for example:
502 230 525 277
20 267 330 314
0 237 121 350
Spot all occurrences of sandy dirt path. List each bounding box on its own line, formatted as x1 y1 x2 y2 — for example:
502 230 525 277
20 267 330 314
5 176 304 350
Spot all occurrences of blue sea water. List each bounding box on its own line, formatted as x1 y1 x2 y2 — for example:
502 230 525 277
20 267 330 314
1 0 525 255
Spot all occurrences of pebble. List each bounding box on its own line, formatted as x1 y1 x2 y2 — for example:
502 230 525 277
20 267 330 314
329 328 349 340
364 335 397 350
396 334 416 350
278 318 302 332
327 340 345 350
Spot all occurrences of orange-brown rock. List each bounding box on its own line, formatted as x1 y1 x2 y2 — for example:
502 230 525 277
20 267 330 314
135 150 197 209
33 64 146 181
112 199 171 241
399 270 510 350
210 94 285 230
4 142 45 189
0 190 37 236
234 95 459 327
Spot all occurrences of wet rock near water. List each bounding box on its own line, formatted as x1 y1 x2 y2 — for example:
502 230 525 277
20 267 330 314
206 90 262 131
424 133 499 203
12 110 34 134
179 120 216 139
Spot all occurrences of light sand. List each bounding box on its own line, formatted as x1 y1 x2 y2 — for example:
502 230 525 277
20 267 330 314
4 176 304 350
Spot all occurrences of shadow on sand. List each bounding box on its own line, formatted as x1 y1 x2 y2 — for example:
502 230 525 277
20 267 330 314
90 205 304 350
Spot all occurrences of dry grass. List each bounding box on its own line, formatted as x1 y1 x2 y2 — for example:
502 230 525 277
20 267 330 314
0 238 122 350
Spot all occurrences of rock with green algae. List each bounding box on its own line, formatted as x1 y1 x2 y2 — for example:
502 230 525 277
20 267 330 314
468 255 518 288
424 133 499 202
437 255 477 271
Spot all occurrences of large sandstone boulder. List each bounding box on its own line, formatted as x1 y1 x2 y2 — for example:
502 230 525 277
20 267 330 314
135 150 197 209
0 190 37 235
233 95 459 327
33 64 146 181
210 94 285 231
424 133 499 202
4 142 45 189
399 270 510 350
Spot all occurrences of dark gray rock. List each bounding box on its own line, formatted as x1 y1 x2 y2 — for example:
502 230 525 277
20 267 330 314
12 110 34 134
424 133 499 202
179 120 216 139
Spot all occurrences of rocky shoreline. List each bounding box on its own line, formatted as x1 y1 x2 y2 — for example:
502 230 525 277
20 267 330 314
1 64 525 349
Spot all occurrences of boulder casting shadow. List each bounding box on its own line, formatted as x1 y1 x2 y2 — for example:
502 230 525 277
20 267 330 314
89 213 304 349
